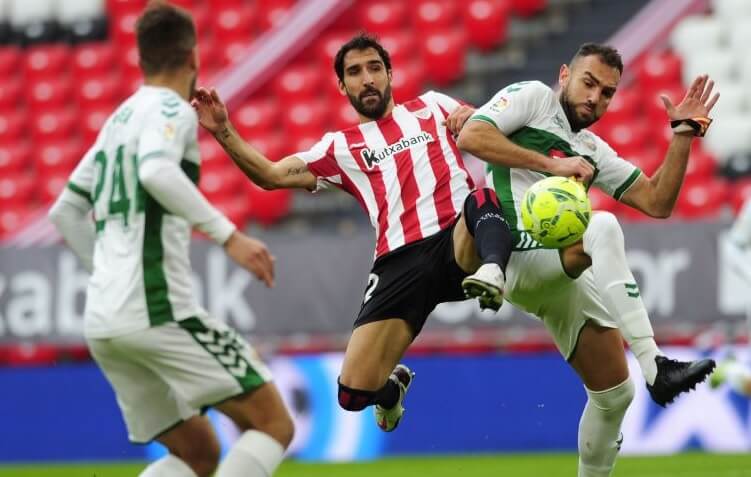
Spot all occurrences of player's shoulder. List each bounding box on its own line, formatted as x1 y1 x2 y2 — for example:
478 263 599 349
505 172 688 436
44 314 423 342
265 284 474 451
419 90 459 106
138 86 195 124
500 80 552 98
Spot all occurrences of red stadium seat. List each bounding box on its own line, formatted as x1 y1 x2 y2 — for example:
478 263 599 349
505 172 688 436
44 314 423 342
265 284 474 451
220 40 253 67
281 100 327 137
0 77 24 112
274 65 322 102
648 120 673 154
645 85 684 125
684 147 717 184
257 0 297 9
27 76 73 112
39 173 70 204
212 196 249 230
252 132 285 160
81 107 113 145
197 35 219 72
0 47 21 78
106 0 147 19
232 98 279 137
676 178 728 219
316 30 357 69
421 30 466 86
730 178 751 214
123 44 141 77
72 43 116 77
0 142 31 175
0 205 32 239
413 0 458 34
112 11 139 47
511 0 547 17
31 108 78 142
3 343 59 366
600 121 649 158
211 0 246 8
198 138 227 173
290 132 323 157
258 4 294 31
0 110 27 143
627 148 662 177
0 173 35 207
200 168 244 203
361 1 407 34
245 182 292 226
23 45 70 81
192 7 212 38
637 51 682 95
462 0 509 51
599 88 640 127
588 187 619 213
75 74 121 109
36 140 84 175
213 6 255 43
391 60 425 102
378 31 417 65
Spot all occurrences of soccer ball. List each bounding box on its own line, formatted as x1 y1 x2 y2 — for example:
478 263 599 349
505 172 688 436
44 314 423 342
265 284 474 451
520 176 591 248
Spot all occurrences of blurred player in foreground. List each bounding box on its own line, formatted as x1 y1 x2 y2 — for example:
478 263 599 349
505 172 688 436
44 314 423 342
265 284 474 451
192 33 585 432
49 4 293 476
458 43 718 477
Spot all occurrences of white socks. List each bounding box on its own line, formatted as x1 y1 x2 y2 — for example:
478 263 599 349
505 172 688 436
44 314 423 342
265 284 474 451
215 430 285 477
578 378 635 477
583 212 661 384
730 199 751 247
139 455 198 477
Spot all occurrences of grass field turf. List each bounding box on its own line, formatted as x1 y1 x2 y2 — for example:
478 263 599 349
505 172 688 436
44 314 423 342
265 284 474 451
2 453 750 477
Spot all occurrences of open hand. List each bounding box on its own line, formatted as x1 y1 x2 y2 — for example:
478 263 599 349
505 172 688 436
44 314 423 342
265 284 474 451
224 231 275 288
191 87 229 134
661 74 720 122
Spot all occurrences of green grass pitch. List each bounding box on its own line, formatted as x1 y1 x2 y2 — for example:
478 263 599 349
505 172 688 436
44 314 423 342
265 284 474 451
2 453 751 477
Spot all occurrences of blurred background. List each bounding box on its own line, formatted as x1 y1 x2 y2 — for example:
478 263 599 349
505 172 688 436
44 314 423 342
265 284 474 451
1 0 751 473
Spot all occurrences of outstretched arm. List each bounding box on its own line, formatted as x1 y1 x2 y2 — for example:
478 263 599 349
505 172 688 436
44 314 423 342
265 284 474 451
621 74 719 218
193 87 317 191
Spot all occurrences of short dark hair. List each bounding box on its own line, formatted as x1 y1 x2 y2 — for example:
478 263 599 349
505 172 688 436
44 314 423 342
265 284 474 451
334 33 392 81
571 43 623 74
136 2 196 76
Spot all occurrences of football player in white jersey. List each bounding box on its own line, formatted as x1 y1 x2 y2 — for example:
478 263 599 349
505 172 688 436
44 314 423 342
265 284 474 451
48 4 293 477
458 43 719 477
193 33 593 433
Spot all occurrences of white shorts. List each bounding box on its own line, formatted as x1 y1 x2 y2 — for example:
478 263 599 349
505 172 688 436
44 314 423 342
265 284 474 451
87 317 273 443
504 248 617 360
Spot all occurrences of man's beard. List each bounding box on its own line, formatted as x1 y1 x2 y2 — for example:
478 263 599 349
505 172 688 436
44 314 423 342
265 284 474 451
560 86 597 132
347 84 392 120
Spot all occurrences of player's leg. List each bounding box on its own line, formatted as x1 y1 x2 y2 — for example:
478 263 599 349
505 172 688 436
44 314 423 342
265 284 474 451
455 188 514 311
569 211 715 404
87 336 220 477
339 318 415 431
214 383 294 477
569 323 634 477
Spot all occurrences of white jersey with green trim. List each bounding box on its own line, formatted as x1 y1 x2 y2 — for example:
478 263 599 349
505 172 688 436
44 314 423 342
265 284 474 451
66 85 206 338
470 80 642 250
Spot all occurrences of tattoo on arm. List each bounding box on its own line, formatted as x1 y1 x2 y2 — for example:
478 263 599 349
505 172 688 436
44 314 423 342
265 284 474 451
286 166 307 177
216 127 232 141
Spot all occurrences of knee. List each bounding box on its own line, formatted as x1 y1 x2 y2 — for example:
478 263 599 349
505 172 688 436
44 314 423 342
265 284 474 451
584 212 624 252
337 379 376 411
587 377 635 414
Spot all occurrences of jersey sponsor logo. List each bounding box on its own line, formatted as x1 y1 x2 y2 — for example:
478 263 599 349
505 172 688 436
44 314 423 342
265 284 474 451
359 131 435 170
490 97 509 113
552 113 567 131
413 107 432 120
579 132 597 152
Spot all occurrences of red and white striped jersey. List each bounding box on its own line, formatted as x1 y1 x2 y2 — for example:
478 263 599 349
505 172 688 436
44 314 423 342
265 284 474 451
296 91 475 258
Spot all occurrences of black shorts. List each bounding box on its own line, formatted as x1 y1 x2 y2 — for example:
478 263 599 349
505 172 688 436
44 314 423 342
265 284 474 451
354 222 469 337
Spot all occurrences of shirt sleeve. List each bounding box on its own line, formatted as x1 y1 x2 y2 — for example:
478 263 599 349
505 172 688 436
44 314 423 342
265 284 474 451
590 133 642 200
66 146 97 204
294 133 341 191
470 80 550 135
422 90 465 114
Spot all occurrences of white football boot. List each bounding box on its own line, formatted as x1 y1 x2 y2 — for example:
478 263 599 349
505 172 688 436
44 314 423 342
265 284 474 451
461 263 505 311
374 364 415 432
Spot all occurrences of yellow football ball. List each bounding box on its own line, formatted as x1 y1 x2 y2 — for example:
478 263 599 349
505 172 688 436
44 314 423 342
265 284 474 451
520 176 592 248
